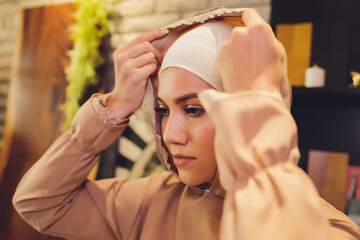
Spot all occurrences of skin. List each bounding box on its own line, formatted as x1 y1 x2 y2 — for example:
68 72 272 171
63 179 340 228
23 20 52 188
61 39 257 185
108 9 283 185
108 29 167 120
157 67 217 186
216 9 282 93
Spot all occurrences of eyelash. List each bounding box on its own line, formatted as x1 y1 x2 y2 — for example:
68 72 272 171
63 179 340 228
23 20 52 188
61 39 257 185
185 107 205 116
154 106 205 117
154 107 169 116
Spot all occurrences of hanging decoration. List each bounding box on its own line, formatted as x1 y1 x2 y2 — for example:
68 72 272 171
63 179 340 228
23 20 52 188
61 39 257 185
61 0 109 130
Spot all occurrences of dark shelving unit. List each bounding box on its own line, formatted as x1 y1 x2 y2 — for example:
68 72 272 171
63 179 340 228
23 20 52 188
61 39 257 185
271 0 360 170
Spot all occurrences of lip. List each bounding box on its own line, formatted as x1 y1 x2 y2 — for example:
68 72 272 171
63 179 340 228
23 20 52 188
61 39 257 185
172 154 196 167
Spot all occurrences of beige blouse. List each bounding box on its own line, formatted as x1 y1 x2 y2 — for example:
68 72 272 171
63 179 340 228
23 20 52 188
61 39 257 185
13 6 360 240
13 91 360 239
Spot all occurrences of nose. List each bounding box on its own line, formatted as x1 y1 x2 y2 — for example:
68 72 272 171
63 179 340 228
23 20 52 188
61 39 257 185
162 113 188 146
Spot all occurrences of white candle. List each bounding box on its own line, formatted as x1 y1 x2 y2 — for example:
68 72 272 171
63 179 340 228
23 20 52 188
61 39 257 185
305 64 326 87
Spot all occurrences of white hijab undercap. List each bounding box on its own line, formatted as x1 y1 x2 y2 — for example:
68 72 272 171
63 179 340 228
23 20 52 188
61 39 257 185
159 21 236 91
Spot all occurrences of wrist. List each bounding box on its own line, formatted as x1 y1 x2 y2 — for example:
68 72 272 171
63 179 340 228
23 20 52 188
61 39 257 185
248 75 281 93
250 84 280 93
104 93 135 120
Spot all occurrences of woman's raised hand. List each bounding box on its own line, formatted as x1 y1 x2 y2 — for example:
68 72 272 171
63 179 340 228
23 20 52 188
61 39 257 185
216 9 282 93
107 29 168 119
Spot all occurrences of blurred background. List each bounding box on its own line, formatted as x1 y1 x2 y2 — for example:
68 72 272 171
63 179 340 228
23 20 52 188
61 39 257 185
0 0 359 239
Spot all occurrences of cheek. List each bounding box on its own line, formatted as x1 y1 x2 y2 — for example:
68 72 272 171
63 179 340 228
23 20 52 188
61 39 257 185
195 120 217 181
195 120 215 149
160 117 166 135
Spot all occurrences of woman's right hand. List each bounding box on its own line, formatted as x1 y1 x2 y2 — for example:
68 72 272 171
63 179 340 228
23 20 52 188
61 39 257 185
107 29 168 119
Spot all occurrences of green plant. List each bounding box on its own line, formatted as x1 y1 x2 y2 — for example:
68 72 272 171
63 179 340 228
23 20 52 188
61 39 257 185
61 0 109 130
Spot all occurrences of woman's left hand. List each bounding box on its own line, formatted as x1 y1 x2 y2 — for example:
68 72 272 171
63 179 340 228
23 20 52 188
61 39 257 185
216 9 282 93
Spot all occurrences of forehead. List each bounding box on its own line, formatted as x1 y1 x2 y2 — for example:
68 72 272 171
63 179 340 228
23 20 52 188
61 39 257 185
157 67 213 100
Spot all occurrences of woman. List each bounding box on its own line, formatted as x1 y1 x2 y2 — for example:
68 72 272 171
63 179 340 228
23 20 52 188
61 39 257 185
13 7 360 240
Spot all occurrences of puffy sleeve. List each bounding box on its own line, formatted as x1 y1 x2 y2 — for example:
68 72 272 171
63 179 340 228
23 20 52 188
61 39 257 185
12 95 156 240
199 90 360 240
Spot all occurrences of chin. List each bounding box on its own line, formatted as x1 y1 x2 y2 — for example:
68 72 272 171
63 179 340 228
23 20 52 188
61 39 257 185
178 170 214 186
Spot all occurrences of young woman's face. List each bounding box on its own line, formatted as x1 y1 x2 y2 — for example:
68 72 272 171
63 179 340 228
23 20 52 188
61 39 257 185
157 67 217 186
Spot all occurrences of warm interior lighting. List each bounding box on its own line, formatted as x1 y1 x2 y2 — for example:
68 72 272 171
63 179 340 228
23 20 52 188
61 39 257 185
276 22 313 86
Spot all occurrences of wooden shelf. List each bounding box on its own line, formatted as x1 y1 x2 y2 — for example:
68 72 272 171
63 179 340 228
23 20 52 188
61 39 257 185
291 87 360 104
292 86 360 96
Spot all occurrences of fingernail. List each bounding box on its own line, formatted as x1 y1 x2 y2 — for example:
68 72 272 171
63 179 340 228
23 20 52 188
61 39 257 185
159 28 169 34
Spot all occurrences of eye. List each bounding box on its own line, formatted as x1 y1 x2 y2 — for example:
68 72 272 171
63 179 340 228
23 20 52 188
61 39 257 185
185 105 205 117
154 105 170 116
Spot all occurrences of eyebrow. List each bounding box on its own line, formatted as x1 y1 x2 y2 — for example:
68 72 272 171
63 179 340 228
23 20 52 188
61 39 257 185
157 93 198 104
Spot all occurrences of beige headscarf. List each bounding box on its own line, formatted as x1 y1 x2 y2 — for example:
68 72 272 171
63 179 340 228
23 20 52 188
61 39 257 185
159 21 237 91
146 7 291 181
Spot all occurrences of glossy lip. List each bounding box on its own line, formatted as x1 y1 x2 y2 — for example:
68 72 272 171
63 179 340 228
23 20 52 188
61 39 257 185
172 154 196 167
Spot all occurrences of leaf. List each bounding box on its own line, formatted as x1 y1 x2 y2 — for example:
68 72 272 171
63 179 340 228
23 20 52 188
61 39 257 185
61 0 110 130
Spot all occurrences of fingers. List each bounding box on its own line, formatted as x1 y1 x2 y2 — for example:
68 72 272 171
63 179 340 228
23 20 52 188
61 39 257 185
114 43 162 76
241 9 274 36
230 26 249 46
119 52 158 82
114 31 164 70
127 51 157 70
242 9 267 27
137 62 157 79
238 9 275 44
121 61 157 82
126 28 169 50
108 29 168 116
126 41 163 64
217 9 282 93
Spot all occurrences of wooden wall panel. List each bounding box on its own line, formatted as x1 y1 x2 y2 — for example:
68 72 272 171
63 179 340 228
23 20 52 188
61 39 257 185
308 150 349 212
0 4 75 240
